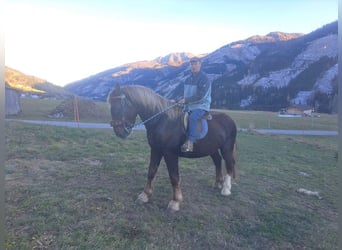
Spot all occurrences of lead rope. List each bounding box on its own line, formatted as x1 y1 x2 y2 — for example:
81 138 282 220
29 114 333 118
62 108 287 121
130 102 182 130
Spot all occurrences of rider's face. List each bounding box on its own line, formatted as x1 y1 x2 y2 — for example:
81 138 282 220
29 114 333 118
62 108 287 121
190 61 201 74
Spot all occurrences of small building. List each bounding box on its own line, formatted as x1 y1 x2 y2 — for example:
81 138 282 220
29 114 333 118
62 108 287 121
287 104 314 116
5 83 21 115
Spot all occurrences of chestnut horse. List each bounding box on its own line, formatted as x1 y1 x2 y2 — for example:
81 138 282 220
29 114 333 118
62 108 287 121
108 85 237 212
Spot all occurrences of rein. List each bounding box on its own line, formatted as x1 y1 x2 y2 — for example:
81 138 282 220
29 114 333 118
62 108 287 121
132 102 181 129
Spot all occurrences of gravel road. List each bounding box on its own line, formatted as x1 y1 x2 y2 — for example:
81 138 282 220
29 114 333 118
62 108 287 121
6 119 338 136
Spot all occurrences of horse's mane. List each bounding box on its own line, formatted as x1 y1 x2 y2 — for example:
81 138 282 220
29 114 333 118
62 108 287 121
108 85 181 120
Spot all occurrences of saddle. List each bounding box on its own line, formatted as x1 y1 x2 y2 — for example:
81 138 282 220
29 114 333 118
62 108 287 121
183 111 212 140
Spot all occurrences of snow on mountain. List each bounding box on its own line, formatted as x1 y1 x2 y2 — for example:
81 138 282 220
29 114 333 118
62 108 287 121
153 52 202 66
238 33 337 90
253 69 297 88
292 91 312 105
293 34 338 68
207 43 261 64
314 63 338 93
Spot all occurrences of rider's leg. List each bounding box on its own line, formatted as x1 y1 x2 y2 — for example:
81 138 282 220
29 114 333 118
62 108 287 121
181 109 206 152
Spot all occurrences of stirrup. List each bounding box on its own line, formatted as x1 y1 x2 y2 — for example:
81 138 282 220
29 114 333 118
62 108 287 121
181 141 193 152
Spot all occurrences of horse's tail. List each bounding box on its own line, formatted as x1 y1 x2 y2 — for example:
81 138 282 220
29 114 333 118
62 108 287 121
232 142 238 180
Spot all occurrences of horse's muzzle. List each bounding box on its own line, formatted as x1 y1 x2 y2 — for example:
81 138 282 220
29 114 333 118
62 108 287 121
110 120 132 139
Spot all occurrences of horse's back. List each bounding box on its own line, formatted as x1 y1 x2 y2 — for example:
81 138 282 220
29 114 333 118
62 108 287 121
208 111 237 145
210 111 236 131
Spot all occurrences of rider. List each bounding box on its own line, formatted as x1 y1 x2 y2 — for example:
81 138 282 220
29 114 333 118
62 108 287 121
178 57 211 152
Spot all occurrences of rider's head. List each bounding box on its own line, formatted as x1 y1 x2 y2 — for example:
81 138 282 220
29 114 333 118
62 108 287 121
189 57 201 74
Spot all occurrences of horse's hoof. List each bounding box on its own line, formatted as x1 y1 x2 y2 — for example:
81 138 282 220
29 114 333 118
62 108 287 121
221 188 231 196
167 200 180 212
214 182 223 189
136 192 149 204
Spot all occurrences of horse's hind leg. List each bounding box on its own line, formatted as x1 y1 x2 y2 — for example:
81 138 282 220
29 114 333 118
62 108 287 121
220 142 237 196
210 151 223 189
136 148 162 204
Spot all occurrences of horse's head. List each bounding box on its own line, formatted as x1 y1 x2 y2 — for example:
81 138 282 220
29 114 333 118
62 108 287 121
108 86 138 139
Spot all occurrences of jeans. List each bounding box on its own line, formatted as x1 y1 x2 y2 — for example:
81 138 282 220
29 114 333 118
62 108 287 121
188 109 206 142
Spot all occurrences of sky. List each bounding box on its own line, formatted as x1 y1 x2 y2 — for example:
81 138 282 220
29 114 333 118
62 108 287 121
5 0 338 86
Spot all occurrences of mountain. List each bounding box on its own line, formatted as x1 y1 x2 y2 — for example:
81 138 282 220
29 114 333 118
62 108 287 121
5 67 72 98
65 21 338 113
232 31 304 44
64 52 203 101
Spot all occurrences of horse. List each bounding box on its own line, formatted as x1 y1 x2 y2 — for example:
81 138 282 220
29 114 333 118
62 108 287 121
108 85 238 212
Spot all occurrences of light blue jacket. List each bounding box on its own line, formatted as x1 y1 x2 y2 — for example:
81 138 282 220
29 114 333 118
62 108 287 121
184 71 211 111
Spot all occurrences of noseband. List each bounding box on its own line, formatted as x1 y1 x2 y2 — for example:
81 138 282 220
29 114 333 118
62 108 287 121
109 94 134 133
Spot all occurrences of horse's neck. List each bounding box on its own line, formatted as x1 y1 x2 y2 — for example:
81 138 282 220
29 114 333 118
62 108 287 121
136 102 158 122
127 92 169 122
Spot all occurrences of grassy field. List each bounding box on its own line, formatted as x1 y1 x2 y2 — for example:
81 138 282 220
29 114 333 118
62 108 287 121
5 120 338 249
9 98 111 122
225 110 338 131
8 98 339 131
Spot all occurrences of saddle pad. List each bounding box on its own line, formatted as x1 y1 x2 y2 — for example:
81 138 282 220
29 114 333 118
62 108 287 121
183 112 209 140
197 119 208 140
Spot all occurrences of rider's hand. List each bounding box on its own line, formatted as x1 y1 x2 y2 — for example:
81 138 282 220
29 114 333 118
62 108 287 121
178 98 186 104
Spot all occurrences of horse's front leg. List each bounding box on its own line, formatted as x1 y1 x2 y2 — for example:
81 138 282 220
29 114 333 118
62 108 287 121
136 148 162 204
164 152 183 212
211 151 223 189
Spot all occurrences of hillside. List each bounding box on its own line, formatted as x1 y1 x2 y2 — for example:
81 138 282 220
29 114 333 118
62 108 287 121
5 67 72 98
64 21 337 113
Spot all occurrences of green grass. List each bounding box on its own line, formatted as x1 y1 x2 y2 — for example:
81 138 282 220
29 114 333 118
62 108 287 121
5 121 338 249
10 98 63 120
221 110 338 131
9 98 111 122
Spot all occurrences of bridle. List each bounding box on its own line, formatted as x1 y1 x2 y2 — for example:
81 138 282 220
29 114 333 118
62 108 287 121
109 94 134 134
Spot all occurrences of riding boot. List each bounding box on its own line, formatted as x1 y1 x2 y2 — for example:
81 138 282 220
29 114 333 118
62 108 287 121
181 140 193 152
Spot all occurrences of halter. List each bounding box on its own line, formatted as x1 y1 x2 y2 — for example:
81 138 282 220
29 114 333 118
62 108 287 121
109 93 181 132
109 94 134 134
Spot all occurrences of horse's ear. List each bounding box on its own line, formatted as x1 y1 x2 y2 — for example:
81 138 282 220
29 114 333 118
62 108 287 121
108 85 120 103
